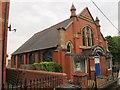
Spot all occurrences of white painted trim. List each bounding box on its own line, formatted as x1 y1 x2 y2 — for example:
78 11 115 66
64 21 73 29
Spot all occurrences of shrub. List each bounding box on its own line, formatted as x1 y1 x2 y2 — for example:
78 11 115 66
33 62 62 72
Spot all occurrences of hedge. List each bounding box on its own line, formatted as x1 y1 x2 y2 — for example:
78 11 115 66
33 62 62 72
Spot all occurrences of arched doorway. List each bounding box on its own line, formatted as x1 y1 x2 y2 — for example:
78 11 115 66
92 45 105 76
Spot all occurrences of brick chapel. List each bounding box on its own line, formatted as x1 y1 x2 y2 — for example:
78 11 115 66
11 4 113 79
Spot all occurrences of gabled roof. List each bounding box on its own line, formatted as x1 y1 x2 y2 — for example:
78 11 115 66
13 19 72 55
77 7 94 22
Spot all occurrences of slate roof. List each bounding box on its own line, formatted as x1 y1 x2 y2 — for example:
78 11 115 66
13 19 72 55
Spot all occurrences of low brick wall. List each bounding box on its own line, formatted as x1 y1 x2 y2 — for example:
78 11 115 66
6 68 67 88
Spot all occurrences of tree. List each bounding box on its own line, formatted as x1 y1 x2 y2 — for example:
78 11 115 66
106 36 120 65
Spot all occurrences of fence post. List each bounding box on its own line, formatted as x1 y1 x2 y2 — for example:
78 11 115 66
24 79 27 90
16 80 18 90
12 83 14 90
7 83 9 90
33 80 35 89
39 79 41 88
20 80 22 89
30 80 32 90
36 79 38 89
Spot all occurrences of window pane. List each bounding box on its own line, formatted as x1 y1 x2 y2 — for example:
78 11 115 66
14 56 16 65
42 51 52 62
20 55 24 64
67 43 71 53
88 37 90 46
82 26 94 46
91 31 94 46
82 29 86 46
74 59 86 72
29 53 35 64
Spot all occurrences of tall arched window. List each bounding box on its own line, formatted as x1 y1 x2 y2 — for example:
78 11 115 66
82 30 86 46
82 26 94 46
29 53 35 64
42 51 52 62
13 55 16 65
66 41 73 53
19 54 24 64
91 30 94 46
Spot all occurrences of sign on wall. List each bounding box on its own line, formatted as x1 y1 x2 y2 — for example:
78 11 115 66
94 57 100 64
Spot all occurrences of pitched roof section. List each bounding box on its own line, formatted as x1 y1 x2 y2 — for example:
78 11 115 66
77 7 94 22
13 19 72 55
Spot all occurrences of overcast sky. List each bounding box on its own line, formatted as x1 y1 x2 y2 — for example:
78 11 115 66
7 0 119 57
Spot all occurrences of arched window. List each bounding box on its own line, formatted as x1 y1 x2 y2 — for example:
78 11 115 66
82 26 94 46
13 55 16 65
29 53 35 64
19 54 24 64
42 51 52 62
66 41 73 53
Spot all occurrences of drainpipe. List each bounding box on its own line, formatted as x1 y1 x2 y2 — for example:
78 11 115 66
2 1 8 88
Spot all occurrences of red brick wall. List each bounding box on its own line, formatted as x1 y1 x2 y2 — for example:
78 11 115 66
100 56 107 75
7 68 67 87
0 1 10 86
